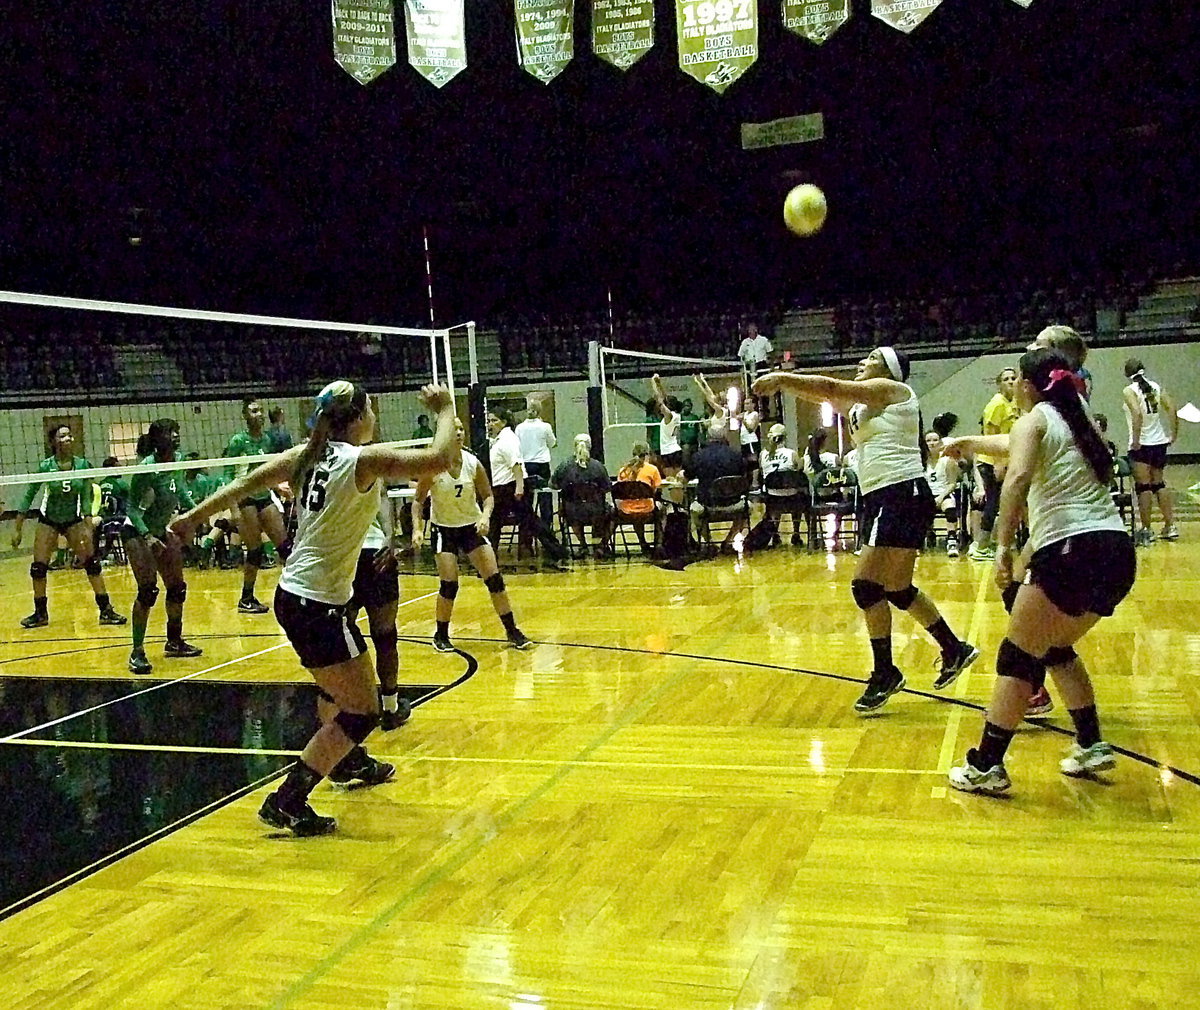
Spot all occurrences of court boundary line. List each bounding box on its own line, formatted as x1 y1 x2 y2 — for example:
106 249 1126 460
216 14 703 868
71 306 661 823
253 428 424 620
0 590 439 744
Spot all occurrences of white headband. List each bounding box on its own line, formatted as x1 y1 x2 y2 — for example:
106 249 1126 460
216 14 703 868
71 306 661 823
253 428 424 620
878 346 903 381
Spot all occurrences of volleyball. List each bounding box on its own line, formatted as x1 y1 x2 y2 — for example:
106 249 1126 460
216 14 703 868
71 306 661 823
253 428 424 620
783 184 827 236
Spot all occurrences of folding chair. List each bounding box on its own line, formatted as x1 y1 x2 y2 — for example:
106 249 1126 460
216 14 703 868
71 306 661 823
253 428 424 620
610 480 659 556
762 469 813 548
558 482 611 558
810 467 859 550
696 474 750 551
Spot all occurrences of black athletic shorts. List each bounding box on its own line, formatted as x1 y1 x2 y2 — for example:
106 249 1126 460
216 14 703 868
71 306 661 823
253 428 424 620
237 495 277 513
350 548 400 610
1128 443 1168 469
659 450 684 468
274 587 367 670
1027 530 1136 618
38 515 84 536
860 478 935 550
431 523 488 556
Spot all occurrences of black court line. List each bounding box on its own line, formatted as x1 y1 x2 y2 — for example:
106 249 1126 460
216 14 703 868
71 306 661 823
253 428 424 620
449 633 1200 790
0 643 480 922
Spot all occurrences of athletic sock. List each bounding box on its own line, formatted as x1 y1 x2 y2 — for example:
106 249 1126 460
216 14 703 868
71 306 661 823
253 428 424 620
974 721 1015 769
499 612 517 635
381 691 399 713
436 620 450 637
1068 705 1102 748
925 617 962 657
869 636 893 677
278 761 323 807
32 595 48 616
166 618 182 642
95 593 111 612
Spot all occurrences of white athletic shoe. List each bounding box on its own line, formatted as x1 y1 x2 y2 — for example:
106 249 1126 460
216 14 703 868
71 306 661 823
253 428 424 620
1160 525 1179 541
949 754 1011 795
946 536 960 558
1060 741 1116 777
967 544 994 562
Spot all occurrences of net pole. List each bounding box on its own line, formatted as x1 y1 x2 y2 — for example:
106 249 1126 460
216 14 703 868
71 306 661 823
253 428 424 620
441 330 456 399
587 341 605 464
466 321 479 386
607 287 615 345
429 333 440 385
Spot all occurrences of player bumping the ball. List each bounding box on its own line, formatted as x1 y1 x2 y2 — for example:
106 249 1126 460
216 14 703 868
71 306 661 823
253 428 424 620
753 347 978 713
173 380 458 837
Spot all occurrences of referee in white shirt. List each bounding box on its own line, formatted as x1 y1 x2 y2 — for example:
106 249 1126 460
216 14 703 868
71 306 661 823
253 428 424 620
516 402 557 529
487 408 568 567
737 322 773 376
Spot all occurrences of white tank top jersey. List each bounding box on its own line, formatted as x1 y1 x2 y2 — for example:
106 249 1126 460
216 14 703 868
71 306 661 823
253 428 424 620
278 441 380 605
848 386 927 496
659 411 682 455
430 450 482 528
1123 378 1169 448
1027 401 1125 553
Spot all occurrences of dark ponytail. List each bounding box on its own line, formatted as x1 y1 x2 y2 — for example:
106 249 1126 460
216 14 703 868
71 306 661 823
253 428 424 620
1124 358 1158 412
1021 349 1110 485
806 429 827 473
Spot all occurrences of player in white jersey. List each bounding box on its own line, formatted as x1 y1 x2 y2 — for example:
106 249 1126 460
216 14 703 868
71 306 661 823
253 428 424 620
412 419 531 653
1122 358 1178 544
754 346 977 713
173 381 457 836
949 348 1136 794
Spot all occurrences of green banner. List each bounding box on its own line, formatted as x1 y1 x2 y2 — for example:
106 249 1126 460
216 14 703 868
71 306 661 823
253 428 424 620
332 0 398 84
782 0 850 44
592 0 655 70
870 0 941 32
676 0 759 93
741 112 824 150
404 0 467 87
515 0 575 84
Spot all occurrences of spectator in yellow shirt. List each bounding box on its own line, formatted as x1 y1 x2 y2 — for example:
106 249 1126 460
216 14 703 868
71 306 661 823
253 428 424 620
968 367 1019 561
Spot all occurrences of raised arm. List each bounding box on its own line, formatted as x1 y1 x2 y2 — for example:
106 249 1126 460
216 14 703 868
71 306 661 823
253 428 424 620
172 447 303 538
692 373 723 414
753 371 907 412
941 434 1012 462
650 374 671 417
358 387 457 485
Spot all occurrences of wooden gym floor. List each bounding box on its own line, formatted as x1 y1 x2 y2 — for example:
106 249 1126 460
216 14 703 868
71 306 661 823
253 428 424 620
1 517 1199 1009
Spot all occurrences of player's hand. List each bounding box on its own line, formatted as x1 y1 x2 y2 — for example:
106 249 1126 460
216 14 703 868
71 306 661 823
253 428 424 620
372 546 397 573
411 528 425 550
940 438 966 460
169 517 195 543
419 384 453 413
993 548 1014 591
475 517 489 536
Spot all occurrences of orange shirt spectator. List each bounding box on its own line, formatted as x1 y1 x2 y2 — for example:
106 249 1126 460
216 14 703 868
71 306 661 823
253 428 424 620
616 450 661 516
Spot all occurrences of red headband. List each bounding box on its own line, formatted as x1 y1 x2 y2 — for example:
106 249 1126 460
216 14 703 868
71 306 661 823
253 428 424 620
1043 368 1084 395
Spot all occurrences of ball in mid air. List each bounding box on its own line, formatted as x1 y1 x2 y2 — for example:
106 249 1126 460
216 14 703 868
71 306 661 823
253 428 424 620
783 184 827 236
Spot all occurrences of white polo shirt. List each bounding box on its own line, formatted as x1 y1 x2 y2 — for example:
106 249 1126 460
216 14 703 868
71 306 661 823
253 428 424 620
516 417 557 464
489 426 524 486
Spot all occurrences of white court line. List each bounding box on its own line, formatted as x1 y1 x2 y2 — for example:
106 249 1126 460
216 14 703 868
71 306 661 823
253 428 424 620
0 590 439 744
935 565 992 778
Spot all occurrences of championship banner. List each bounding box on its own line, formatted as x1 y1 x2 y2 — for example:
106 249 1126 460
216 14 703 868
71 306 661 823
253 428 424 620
782 0 850 45
592 0 654 70
870 0 941 33
515 0 575 84
676 0 759 93
1009 0 1033 6
332 0 397 84
404 0 467 87
741 112 824 150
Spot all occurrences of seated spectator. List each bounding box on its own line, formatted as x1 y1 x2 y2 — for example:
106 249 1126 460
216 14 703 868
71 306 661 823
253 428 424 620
924 431 962 557
758 423 805 546
614 443 661 555
552 434 613 559
682 419 747 549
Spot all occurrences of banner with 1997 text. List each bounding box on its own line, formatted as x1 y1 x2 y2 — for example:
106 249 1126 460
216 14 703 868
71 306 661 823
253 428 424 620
676 0 758 94
332 0 397 84
516 0 575 83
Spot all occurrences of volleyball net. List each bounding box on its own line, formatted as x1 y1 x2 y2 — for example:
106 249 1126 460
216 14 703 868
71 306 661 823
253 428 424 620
595 344 748 464
0 289 477 510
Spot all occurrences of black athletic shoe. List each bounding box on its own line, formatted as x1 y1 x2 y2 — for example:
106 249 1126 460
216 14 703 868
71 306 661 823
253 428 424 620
99 606 128 626
507 628 532 650
432 632 455 653
258 791 336 836
164 639 203 658
933 642 980 691
854 667 906 714
128 650 153 676
238 596 270 614
328 752 396 788
380 698 413 731
20 612 48 629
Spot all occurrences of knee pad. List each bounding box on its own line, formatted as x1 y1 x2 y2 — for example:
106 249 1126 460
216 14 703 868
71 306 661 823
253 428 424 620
1001 580 1020 614
371 626 399 652
885 585 918 610
1134 482 1154 495
439 579 460 601
1150 482 1166 494
334 709 380 744
484 572 506 594
165 584 187 604
1044 645 1077 667
136 583 160 608
316 687 336 704
29 562 49 580
83 557 103 577
246 546 266 568
996 638 1046 689
850 578 886 611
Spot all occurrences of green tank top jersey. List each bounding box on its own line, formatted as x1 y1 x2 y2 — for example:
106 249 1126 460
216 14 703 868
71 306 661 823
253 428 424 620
224 430 275 503
99 475 130 519
126 455 196 537
18 457 95 525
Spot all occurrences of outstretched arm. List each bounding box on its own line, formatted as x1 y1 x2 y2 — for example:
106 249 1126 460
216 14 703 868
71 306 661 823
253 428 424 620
692 373 723 414
753 372 907 412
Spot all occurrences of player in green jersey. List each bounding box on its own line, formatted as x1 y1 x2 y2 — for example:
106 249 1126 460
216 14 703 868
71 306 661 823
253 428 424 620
11 425 126 629
123 418 203 676
225 397 290 614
